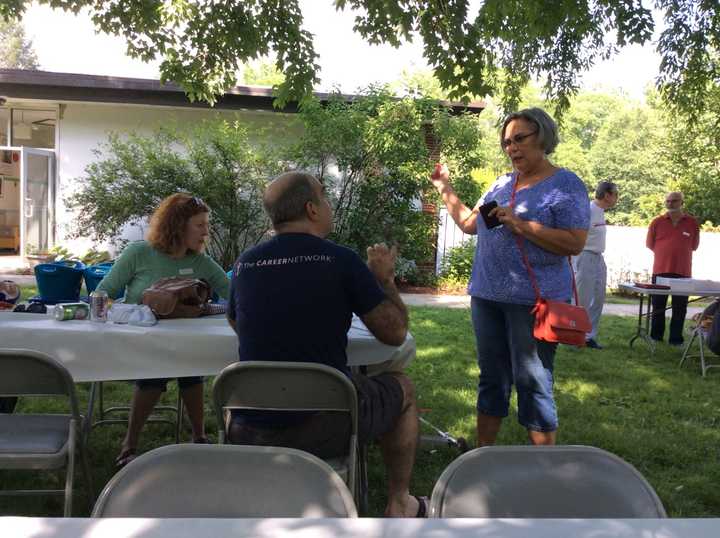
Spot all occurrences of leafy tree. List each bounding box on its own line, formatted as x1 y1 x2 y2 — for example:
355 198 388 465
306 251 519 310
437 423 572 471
586 102 671 225
243 59 286 87
658 86 720 226
66 121 286 269
0 19 39 69
3 1 718 116
290 87 485 266
392 68 448 100
67 90 485 275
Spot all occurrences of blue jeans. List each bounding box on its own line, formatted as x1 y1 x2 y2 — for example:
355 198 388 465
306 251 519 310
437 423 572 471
471 297 558 432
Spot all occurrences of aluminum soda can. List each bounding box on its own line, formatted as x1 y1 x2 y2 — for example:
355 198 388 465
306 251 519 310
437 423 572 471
52 303 90 321
90 290 109 322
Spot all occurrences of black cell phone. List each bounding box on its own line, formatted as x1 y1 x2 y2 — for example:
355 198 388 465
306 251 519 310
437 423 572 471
479 200 501 229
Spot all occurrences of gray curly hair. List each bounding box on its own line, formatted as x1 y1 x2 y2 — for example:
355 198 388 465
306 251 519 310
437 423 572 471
500 107 559 155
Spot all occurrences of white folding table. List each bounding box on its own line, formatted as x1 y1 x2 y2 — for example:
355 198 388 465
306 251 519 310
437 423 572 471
618 283 720 355
4 517 720 538
0 312 415 438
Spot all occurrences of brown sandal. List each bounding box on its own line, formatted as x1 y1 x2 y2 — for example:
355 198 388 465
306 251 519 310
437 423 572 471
115 448 137 469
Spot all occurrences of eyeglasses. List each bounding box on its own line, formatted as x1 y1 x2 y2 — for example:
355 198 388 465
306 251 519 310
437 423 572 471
501 130 538 150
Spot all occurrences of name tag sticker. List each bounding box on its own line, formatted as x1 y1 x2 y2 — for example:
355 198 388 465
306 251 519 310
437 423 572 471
179 268 194 275
682 232 690 237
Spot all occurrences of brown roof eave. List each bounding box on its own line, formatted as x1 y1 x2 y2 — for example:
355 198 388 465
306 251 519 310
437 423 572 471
0 69 485 114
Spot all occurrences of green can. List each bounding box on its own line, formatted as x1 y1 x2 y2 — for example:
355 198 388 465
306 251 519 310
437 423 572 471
52 303 90 321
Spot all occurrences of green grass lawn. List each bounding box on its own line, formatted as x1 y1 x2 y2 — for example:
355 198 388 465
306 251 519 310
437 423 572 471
2 305 719 517
19 284 38 302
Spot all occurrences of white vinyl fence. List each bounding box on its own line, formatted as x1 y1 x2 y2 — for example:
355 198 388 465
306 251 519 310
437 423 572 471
436 208 719 287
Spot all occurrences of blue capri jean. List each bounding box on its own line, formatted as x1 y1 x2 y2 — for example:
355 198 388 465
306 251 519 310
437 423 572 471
471 296 558 432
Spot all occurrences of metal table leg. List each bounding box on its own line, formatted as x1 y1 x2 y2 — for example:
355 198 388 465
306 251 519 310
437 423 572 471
628 293 656 355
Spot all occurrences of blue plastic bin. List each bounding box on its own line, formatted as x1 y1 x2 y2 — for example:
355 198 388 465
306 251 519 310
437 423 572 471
52 260 86 270
34 263 85 304
84 265 110 294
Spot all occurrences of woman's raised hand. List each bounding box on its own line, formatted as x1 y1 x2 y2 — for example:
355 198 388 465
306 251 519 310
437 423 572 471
430 163 450 190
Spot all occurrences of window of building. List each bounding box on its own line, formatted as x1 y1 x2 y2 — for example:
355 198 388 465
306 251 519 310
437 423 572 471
11 109 56 149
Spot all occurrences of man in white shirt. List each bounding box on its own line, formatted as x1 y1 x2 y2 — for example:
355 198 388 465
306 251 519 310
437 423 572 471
573 181 619 349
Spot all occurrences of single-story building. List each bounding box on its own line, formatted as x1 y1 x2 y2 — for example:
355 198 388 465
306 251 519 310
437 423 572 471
0 69 483 266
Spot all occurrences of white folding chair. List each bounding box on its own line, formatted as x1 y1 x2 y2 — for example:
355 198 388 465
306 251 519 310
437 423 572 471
429 445 666 518
212 361 366 512
0 348 94 516
91 444 357 517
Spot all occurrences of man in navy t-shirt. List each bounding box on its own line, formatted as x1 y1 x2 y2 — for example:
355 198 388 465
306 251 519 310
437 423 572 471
227 171 425 517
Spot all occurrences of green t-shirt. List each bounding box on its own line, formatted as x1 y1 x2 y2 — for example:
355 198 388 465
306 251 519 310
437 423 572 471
97 241 230 304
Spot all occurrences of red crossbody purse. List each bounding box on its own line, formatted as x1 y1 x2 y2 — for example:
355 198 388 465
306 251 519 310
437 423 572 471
510 179 591 346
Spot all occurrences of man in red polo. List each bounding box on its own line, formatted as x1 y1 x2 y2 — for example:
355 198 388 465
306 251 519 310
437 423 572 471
646 191 700 345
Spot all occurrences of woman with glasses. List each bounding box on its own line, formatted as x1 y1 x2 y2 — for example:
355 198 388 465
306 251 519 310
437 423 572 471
97 193 229 467
429 107 590 447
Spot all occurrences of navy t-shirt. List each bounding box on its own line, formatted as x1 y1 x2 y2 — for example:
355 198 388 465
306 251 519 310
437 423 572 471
228 233 386 376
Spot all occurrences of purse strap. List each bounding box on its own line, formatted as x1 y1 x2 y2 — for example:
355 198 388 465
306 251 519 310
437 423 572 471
510 176 581 306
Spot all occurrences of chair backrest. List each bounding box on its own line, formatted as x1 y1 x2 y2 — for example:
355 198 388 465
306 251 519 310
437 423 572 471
213 360 358 421
430 445 667 518
92 444 357 517
0 348 82 419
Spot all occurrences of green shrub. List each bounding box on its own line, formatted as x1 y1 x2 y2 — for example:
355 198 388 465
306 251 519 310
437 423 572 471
66 121 284 269
68 89 484 269
440 239 476 284
291 87 485 265
80 248 113 266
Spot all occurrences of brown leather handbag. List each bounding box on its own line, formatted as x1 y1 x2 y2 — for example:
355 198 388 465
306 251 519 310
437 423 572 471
141 277 212 319
510 179 591 347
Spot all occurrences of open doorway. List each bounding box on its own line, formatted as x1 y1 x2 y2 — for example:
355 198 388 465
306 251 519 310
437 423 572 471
0 149 21 256
0 106 56 263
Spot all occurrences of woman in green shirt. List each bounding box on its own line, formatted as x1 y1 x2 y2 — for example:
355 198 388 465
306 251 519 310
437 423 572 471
98 193 229 468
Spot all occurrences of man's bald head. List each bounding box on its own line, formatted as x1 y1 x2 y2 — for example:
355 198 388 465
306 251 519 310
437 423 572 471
665 191 684 214
263 171 321 228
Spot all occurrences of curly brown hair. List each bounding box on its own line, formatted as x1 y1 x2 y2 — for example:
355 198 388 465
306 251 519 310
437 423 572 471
147 193 210 255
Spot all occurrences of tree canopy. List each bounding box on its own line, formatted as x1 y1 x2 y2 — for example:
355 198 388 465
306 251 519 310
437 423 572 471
0 19 39 69
470 81 720 228
2 1 718 116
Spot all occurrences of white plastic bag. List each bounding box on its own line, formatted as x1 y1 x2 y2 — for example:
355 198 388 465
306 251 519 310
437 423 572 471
108 304 157 326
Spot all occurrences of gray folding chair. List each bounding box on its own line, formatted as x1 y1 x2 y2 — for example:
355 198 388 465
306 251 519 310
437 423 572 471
679 326 719 377
0 348 94 516
212 361 363 510
429 445 666 518
86 380 184 443
92 444 357 517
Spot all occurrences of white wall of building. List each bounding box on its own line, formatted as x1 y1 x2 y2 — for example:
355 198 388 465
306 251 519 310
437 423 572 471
437 208 719 285
55 101 300 256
